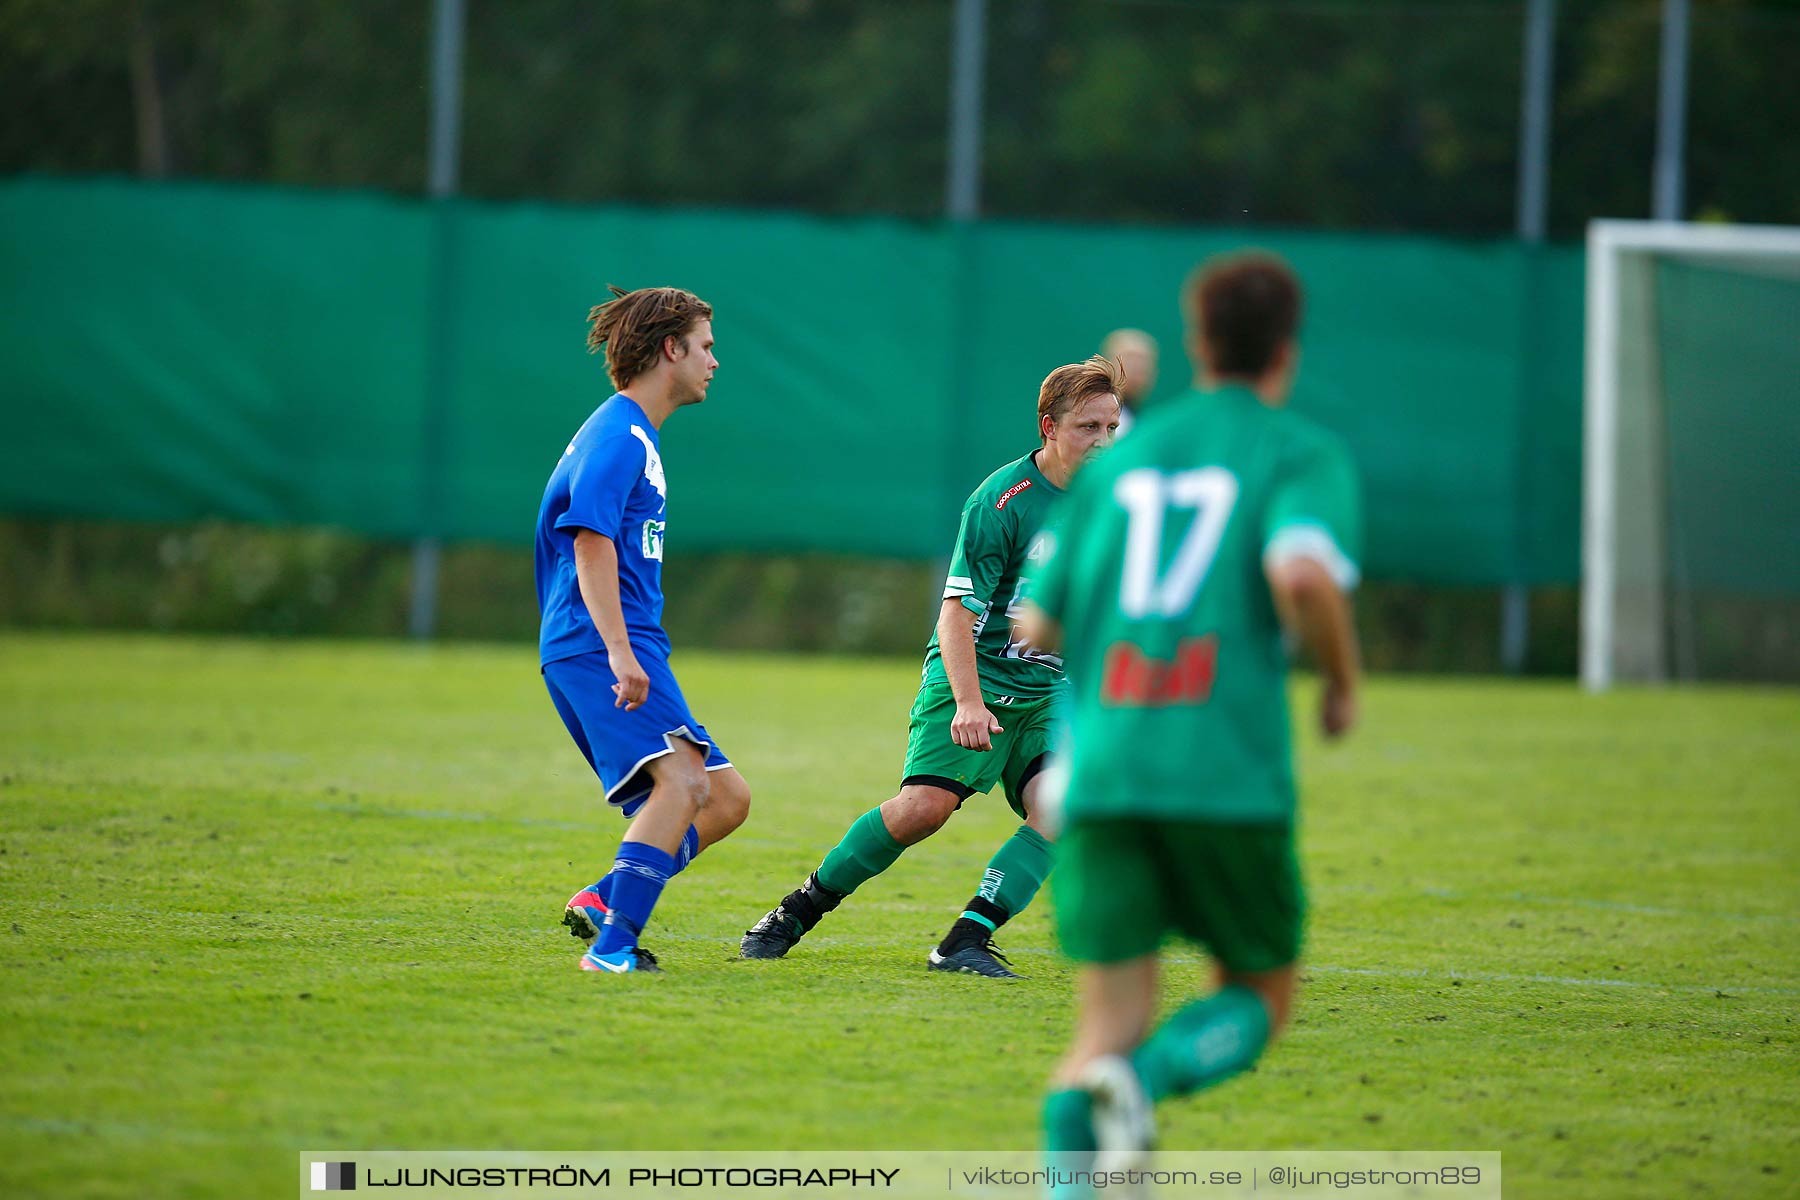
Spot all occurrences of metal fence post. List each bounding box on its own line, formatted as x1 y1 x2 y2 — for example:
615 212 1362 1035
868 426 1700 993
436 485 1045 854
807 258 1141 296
933 0 990 615
1653 0 1690 221
409 0 466 640
946 0 987 222
1503 0 1557 673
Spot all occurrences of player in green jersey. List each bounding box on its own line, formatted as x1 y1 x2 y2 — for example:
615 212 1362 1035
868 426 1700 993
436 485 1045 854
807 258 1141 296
739 357 1124 976
1027 254 1363 1178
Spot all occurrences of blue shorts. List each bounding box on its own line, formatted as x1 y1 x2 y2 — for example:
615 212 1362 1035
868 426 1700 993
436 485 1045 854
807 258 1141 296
543 650 731 815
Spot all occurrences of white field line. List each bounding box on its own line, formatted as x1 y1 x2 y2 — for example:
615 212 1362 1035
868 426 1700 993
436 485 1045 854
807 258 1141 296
1297 963 1800 997
652 933 1800 996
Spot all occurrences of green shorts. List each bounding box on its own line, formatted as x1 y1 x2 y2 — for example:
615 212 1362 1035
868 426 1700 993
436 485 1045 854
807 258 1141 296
901 682 1057 819
1054 817 1304 972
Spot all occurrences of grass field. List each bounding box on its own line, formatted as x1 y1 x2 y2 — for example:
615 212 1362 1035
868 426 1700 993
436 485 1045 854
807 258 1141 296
2 632 1796 1199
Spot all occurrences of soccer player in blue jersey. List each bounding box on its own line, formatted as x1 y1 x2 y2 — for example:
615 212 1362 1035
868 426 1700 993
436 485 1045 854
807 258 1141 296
535 285 752 975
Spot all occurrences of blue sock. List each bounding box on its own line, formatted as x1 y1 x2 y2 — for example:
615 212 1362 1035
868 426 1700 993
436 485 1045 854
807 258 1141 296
593 842 677 955
595 825 698 907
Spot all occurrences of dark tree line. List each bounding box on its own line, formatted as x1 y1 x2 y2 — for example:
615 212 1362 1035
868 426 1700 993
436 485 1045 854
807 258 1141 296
5 0 1798 235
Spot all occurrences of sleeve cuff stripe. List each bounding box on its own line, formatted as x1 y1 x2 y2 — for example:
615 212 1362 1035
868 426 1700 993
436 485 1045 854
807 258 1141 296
1264 524 1361 589
944 575 974 589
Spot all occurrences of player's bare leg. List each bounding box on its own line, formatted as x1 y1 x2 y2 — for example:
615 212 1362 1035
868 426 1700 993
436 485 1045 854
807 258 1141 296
1127 959 1293 1101
1053 957 1160 1085
1044 958 1160 1184
1047 958 1296 1181
623 740 710 854
740 783 962 959
695 766 751 852
578 741 709 975
1219 961 1299 1038
875 782 963 843
567 760 746 944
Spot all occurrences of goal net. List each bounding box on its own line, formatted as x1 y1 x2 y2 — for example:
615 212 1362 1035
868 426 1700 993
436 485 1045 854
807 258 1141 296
1582 220 1800 689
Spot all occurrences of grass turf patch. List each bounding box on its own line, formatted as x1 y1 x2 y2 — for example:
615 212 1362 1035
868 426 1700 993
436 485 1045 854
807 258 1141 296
1 632 1795 1198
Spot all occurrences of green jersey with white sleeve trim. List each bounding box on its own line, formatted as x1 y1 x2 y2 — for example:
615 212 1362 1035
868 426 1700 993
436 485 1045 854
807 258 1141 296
1031 386 1362 822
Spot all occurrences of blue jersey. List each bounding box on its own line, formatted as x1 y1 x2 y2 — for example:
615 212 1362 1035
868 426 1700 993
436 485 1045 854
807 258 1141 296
536 394 673 667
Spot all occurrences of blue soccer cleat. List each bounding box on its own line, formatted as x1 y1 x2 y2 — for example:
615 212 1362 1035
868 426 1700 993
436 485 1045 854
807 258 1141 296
579 945 661 974
561 882 610 946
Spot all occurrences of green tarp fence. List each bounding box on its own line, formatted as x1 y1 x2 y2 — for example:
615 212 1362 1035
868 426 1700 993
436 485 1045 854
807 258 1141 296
0 178 1584 585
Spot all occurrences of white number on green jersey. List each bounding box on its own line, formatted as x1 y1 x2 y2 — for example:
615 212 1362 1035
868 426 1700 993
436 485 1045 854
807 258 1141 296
1115 467 1239 618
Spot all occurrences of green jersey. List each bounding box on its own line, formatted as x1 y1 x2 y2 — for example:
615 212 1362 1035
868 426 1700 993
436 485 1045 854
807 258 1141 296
1032 387 1362 823
922 450 1069 701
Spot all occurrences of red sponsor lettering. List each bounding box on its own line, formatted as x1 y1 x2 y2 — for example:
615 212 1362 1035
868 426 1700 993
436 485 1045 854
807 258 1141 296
1100 635 1219 707
994 480 1033 510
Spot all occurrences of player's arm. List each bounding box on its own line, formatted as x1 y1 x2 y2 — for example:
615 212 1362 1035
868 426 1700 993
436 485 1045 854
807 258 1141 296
1265 556 1359 737
937 599 1004 752
1018 602 1061 657
574 528 650 711
940 491 1016 753
1264 437 1364 739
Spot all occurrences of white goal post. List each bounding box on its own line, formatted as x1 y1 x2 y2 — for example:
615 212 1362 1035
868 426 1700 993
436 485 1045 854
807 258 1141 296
1582 219 1800 691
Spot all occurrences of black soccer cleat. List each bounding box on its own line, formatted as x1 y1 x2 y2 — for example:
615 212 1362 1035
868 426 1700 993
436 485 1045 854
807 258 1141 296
739 873 840 959
740 904 807 959
927 937 1024 980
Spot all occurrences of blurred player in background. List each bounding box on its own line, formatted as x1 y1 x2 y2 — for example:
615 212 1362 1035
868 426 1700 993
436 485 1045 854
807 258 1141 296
739 357 1123 977
536 285 752 975
1100 328 1158 433
1029 255 1362 1178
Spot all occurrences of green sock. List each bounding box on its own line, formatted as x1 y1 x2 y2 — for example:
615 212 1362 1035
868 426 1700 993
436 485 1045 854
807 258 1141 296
815 807 906 897
1042 1088 1097 1199
962 823 1053 928
1041 1087 1095 1151
1131 984 1272 1102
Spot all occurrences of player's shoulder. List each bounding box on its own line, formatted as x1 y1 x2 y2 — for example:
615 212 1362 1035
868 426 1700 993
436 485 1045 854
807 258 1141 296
1266 401 1343 446
1266 405 1355 474
1126 388 1353 486
1188 389 1352 471
577 395 653 453
591 392 646 433
1088 391 1206 475
964 451 1043 514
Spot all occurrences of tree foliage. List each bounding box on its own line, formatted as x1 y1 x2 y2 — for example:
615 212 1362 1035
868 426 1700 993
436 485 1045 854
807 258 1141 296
2 0 1796 233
